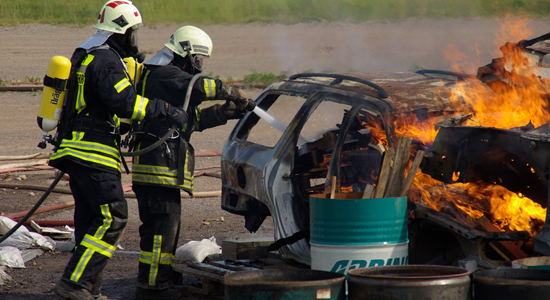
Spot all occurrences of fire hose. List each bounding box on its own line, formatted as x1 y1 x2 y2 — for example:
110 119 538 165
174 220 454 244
121 73 216 157
0 171 65 244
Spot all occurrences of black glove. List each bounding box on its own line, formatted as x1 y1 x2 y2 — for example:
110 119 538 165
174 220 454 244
219 100 247 120
146 99 188 127
219 84 249 107
163 102 188 127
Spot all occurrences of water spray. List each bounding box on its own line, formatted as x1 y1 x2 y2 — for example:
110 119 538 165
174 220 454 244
245 100 309 145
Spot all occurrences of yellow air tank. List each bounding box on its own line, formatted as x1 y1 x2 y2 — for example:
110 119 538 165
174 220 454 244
123 57 143 84
37 56 71 133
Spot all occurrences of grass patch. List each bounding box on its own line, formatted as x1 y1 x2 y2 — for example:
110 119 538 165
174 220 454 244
243 71 287 86
0 0 549 26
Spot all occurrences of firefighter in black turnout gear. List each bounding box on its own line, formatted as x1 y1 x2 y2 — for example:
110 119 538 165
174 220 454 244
49 2 187 300
131 25 249 300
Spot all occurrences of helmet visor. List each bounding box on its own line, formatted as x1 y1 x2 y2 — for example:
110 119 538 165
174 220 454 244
193 54 207 70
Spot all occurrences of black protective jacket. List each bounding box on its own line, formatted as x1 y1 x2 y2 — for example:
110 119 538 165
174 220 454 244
132 64 227 194
49 46 171 174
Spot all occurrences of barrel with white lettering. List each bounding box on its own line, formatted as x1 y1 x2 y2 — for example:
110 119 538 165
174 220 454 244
309 193 408 275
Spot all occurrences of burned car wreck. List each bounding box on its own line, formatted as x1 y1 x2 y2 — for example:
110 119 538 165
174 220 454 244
220 65 550 267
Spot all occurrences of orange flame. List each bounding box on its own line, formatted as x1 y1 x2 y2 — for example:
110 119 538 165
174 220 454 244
398 18 547 236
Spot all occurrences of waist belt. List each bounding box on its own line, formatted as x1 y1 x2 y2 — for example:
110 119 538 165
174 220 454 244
73 116 120 136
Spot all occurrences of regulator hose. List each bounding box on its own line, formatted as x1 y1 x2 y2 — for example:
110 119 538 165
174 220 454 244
0 171 65 244
121 73 216 157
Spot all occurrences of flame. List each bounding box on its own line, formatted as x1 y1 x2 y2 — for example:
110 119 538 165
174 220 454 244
409 172 545 235
360 18 549 237
408 17 548 236
447 18 550 129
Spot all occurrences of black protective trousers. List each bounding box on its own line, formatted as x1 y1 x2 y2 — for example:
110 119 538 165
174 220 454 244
60 162 128 292
133 183 181 290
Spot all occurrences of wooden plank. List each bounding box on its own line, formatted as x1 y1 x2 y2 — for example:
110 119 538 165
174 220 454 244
362 184 375 199
172 265 226 283
373 147 394 198
209 260 259 271
400 150 425 197
186 262 234 276
173 264 224 296
221 239 274 261
330 176 337 199
0 153 50 161
475 216 527 260
384 136 412 198
0 159 49 170
173 264 225 297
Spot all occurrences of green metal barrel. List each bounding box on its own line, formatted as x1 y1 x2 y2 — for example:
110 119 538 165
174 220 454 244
310 193 409 274
310 193 408 246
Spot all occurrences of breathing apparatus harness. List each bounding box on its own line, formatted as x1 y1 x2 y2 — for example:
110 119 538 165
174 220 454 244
121 72 216 156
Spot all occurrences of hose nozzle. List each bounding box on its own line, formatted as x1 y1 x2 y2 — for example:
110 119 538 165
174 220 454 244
246 99 256 111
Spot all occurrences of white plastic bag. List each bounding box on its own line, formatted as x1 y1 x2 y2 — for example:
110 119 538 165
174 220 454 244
0 246 25 268
175 237 221 263
0 217 18 235
0 226 34 249
0 217 57 251
29 232 55 251
0 266 12 285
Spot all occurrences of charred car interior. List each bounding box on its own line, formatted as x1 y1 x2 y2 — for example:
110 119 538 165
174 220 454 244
220 40 550 267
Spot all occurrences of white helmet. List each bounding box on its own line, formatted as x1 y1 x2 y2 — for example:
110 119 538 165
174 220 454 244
95 0 143 34
164 26 213 58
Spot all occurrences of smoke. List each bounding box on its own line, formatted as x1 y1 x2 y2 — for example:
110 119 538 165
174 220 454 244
265 19 508 76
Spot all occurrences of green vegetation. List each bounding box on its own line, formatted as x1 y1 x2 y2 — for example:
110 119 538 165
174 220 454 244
1 0 549 26
243 71 287 86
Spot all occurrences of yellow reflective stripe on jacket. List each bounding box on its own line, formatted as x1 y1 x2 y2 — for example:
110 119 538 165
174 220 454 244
132 163 193 190
132 95 148 121
58 134 119 157
112 115 121 127
141 69 150 96
49 132 121 171
114 78 131 93
204 79 216 99
75 54 95 113
132 173 193 190
70 204 116 282
194 107 203 131
50 148 121 171
132 164 192 178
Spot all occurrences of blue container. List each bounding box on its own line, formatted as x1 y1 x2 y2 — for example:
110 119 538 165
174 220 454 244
310 193 408 246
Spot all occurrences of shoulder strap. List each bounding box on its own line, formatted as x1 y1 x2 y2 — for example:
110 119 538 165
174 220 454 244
53 48 88 148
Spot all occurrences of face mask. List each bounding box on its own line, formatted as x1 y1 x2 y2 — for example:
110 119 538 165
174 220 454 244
192 54 206 73
124 26 140 58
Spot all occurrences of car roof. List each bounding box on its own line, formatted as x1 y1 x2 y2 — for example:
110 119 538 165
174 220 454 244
282 72 490 116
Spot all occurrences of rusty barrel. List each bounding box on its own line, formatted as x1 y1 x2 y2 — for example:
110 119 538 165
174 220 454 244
347 265 470 300
472 268 550 299
310 193 408 275
224 269 345 300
